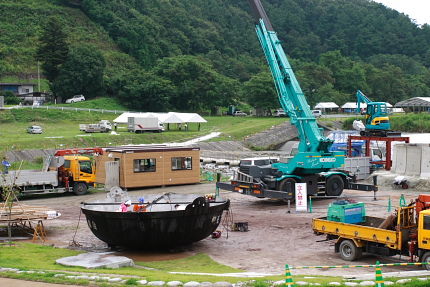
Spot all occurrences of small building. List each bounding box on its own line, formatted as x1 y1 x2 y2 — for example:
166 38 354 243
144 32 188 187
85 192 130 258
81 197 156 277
95 145 201 189
0 83 37 95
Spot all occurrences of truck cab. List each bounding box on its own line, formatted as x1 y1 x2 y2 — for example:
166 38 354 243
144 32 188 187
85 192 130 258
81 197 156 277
58 155 98 195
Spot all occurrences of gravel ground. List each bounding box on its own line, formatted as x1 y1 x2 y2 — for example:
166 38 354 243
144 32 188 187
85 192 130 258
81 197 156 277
4 177 426 277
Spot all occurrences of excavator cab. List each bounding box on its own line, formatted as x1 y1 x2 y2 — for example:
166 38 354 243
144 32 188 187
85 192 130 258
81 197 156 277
365 102 390 129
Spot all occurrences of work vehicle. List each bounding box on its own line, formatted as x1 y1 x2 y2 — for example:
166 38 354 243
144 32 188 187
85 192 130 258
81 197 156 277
233 111 247 116
27 125 42 134
313 195 430 269
80 120 112 133
216 0 376 201
66 94 85 103
0 148 103 196
128 116 165 133
355 90 400 137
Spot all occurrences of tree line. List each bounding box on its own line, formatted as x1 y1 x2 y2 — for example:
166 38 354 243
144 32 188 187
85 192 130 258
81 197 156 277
2 0 429 112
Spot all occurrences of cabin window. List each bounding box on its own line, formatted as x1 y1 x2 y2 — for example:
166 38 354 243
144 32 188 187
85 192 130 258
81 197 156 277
63 160 71 168
172 157 192 170
424 215 430 230
134 158 156 172
79 160 93 173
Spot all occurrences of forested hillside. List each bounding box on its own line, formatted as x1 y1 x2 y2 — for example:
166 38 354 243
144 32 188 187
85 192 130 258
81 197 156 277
0 0 429 112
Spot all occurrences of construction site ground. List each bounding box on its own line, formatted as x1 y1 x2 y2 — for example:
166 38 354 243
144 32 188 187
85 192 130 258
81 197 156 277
4 180 426 278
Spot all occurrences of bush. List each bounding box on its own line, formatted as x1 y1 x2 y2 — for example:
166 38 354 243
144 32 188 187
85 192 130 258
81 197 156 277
1 91 21 105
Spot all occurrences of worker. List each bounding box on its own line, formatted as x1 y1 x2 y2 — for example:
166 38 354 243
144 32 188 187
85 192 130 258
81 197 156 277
134 198 147 212
117 200 131 212
114 122 118 131
2 157 11 174
184 123 188 131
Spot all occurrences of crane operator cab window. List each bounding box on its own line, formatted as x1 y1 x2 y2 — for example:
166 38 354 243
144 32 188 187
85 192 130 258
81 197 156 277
79 160 93 174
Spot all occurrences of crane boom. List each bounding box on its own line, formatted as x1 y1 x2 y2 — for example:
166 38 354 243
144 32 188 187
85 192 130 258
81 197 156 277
249 0 344 175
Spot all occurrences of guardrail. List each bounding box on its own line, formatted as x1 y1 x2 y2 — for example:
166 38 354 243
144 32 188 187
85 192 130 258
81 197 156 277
18 105 132 114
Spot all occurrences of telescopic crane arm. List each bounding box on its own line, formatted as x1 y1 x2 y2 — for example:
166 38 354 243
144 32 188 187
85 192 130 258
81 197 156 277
248 0 344 175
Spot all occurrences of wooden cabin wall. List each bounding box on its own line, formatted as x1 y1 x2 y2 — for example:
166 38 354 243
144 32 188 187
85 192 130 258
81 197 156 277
95 149 200 188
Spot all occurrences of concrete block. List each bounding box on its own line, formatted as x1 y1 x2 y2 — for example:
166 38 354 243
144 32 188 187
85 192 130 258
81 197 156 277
405 145 422 176
56 252 134 269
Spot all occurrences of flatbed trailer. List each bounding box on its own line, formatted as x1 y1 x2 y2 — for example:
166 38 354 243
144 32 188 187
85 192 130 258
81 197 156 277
312 201 430 268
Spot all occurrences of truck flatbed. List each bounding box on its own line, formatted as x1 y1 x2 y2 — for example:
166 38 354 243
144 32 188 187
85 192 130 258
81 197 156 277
1 170 58 187
313 216 400 248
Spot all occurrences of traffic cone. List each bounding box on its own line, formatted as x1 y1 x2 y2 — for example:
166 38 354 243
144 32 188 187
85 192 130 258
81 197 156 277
285 264 295 286
375 261 385 287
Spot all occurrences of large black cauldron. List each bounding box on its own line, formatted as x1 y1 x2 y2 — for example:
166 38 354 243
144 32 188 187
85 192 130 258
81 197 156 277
81 193 230 249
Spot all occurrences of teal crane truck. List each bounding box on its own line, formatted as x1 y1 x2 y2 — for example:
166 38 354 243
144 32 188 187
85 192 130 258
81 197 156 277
355 90 400 137
216 0 377 200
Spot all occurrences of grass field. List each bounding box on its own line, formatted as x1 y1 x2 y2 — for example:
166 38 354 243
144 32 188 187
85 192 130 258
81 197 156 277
0 106 288 156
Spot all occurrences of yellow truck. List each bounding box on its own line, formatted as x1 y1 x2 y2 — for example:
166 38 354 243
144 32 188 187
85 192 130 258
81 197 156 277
312 195 430 269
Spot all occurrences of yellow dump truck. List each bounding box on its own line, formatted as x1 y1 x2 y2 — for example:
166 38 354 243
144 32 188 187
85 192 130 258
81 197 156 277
312 195 430 269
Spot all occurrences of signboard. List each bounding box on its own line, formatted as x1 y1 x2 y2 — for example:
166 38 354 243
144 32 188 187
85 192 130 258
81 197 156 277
295 183 307 212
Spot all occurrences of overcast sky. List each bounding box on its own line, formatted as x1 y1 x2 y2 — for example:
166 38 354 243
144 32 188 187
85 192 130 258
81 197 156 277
375 0 430 25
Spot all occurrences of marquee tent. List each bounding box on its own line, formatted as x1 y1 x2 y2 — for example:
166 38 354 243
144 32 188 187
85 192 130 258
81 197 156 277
113 112 207 124
314 102 339 109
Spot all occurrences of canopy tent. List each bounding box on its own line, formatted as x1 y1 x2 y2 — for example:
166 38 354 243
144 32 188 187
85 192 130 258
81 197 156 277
341 102 367 109
314 102 339 109
113 112 207 124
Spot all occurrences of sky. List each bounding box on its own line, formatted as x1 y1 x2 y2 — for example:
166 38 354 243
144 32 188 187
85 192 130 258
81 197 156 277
375 0 430 26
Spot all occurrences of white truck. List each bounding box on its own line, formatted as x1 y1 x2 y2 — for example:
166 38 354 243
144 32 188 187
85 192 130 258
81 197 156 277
128 117 165 133
79 120 112 133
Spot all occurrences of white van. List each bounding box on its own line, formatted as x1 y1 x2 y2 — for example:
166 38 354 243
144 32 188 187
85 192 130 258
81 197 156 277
312 110 322 118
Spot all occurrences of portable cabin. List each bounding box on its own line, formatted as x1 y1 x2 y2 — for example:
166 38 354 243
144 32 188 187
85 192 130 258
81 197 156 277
95 145 200 189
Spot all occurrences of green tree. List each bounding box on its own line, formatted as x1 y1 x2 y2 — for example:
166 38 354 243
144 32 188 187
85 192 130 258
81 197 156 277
153 55 221 111
52 44 106 100
35 17 69 91
115 70 174 112
243 71 278 113
0 91 21 105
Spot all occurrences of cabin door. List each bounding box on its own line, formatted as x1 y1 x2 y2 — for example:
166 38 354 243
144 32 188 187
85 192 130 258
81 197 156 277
105 161 120 190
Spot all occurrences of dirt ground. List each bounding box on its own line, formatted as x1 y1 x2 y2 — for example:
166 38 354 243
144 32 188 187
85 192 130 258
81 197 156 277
4 179 426 277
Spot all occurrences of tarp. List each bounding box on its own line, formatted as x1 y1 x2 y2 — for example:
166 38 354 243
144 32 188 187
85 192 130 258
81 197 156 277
314 102 339 109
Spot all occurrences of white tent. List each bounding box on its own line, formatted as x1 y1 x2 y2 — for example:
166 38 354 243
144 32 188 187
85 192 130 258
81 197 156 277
113 112 207 124
341 102 367 109
314 102 339 109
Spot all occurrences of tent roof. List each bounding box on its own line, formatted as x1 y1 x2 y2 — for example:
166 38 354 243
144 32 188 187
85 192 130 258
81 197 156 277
113 112 207 124
395 97 430 108
341 102 357 109
314 102 339 109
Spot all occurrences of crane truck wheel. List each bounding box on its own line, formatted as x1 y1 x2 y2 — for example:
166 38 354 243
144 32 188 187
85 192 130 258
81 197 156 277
421 252 430 270
73 182 88 195
325 175 344 197
279 178 297 202
339 239 362 261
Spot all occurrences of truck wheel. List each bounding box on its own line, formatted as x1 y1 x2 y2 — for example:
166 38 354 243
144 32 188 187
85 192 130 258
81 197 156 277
74 182 88 195
279 178 297 201
325 175 344 196
339 239 361 261
422 252 430 270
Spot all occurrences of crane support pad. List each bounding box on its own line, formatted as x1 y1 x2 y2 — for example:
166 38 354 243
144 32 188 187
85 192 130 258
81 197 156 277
348 182 378 191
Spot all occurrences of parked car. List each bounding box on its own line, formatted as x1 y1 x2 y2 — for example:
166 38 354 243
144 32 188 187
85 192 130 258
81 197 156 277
27 126 43 134
66 95 85 104
233 111 247 116
312 110 322 118
273 109 287 117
